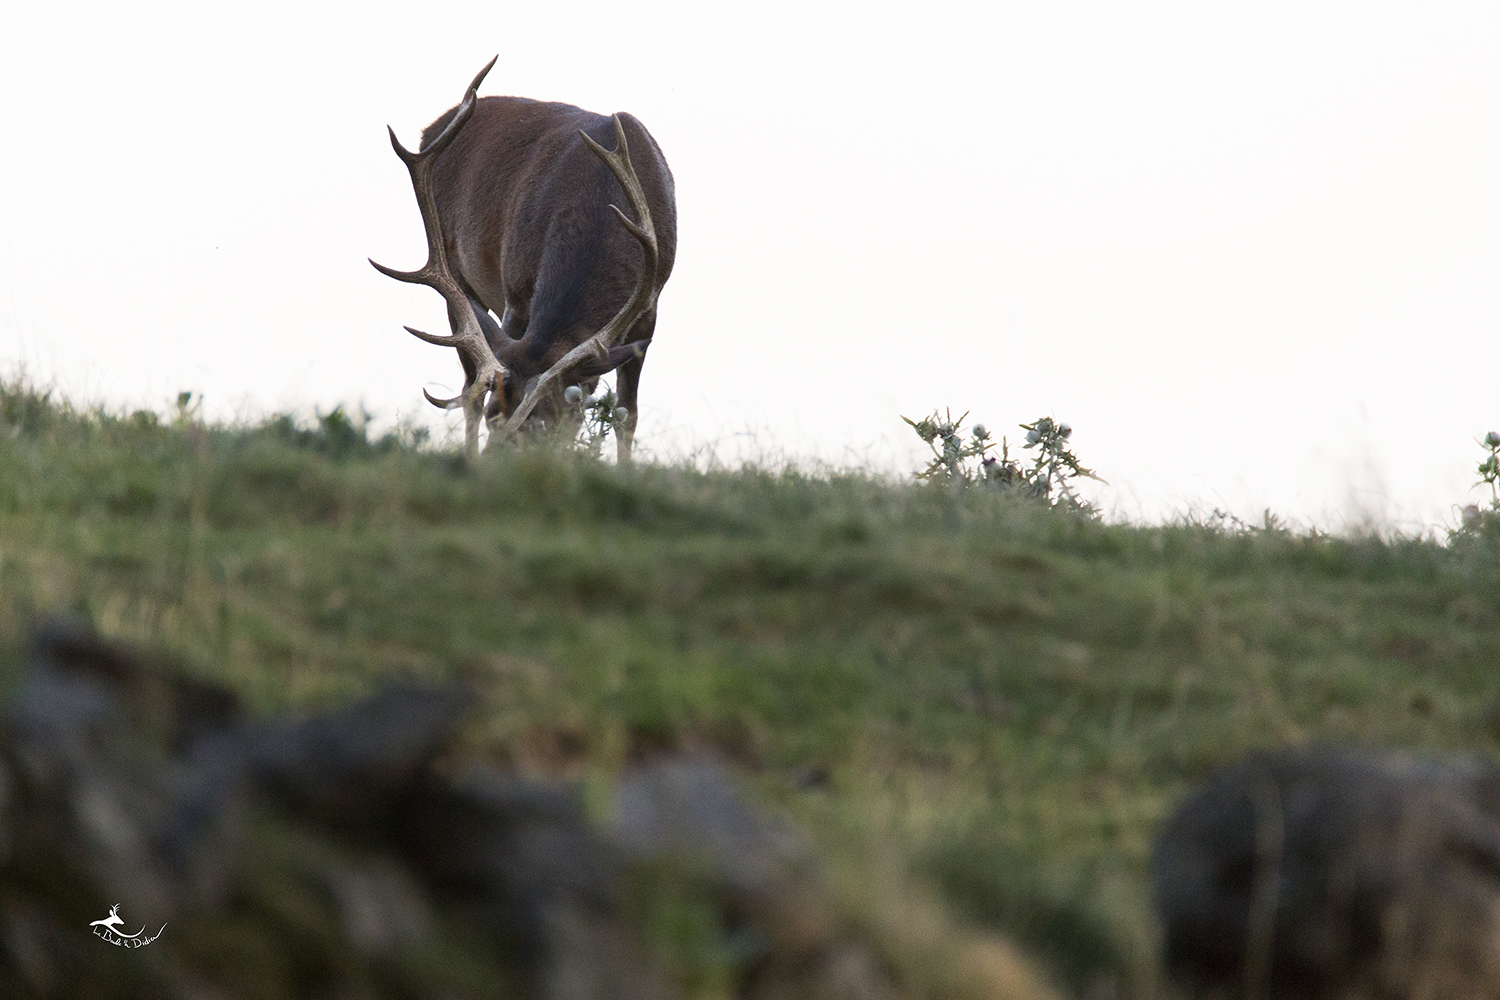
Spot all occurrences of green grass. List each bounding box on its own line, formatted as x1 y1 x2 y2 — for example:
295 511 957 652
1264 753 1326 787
3 380 1500 998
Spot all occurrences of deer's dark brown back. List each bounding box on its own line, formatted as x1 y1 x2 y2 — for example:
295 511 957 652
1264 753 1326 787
419 97 678 378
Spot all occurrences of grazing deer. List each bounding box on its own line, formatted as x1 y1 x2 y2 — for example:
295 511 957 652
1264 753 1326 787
372 58 678 462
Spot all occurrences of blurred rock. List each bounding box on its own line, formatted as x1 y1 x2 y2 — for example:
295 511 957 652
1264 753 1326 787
0 625 897 1000
1153 746 1500 1000
614 755 832 951
612 755 894 998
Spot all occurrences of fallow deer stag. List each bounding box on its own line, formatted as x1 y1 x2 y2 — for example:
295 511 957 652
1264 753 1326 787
371 58 677 462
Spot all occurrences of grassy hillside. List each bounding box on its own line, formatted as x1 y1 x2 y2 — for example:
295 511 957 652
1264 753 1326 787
3 381 1499 997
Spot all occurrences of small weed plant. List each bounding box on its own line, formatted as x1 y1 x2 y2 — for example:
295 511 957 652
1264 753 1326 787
1199 508 1294 536
903 409 1104 514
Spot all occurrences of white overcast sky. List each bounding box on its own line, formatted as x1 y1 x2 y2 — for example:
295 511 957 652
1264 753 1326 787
2 2 1496 530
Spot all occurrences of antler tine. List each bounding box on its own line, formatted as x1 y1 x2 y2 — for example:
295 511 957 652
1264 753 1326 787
369 56 505 462
403 324 463 349
502 114 661 433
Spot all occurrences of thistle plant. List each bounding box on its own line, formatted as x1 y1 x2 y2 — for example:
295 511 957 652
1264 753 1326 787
1018 416 1106 514
903 409 1105 514
1479 430 1500 508
1456 430 1500 533
903 409 997 483
1450 430 1500 564
563 382 629 458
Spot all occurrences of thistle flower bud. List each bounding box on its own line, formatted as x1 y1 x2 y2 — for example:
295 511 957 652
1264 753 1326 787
563 385 584 405
613 407 630 424
1487 431 1500 448
1058 423 1072 438
1025 429 1042 445
972 424 988 440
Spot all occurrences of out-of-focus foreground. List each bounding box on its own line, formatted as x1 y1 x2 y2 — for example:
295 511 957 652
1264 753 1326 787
1 382 1499 998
